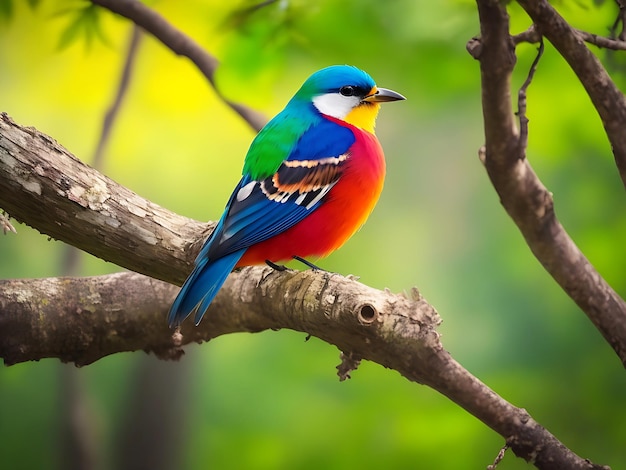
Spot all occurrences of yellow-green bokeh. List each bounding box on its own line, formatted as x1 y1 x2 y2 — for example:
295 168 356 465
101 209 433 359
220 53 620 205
1 1 626 469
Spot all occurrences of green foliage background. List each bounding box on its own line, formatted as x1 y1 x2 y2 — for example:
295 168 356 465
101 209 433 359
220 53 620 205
1 0 626 468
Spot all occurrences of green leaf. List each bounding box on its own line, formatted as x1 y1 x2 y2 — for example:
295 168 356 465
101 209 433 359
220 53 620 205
0 0 13 22
56 3 110 51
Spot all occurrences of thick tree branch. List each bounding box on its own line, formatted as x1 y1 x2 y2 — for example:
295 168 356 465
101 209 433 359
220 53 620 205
0 271 608 469
474 0 626 367
0 112 610 469
516 0 626 189
0 112 206 285
90 0 267 132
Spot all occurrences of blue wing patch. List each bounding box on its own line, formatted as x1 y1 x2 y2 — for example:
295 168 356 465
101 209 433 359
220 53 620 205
288 115 354 161
204 118 355 260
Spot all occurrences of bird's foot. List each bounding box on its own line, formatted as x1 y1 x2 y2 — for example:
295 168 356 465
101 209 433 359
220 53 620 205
266 257 327 272
265 259 288 271
293 256 325 271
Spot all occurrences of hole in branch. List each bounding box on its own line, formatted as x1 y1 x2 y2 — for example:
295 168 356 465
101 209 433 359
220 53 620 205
357 303 378 325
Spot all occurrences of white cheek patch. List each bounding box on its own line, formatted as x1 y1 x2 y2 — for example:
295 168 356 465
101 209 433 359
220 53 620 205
312 93 361 120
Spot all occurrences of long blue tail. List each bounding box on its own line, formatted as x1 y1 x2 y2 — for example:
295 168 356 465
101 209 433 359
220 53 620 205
168 249 246 327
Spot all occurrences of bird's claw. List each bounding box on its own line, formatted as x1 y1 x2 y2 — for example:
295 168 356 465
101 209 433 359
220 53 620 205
265 259 288 271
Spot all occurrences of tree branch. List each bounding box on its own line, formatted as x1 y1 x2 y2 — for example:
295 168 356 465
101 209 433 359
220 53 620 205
90 0 268 132
92 24 142 170
0 112 205 285
578 29 626 50
0 271 609 469
513 23 626 51
473 0 626 367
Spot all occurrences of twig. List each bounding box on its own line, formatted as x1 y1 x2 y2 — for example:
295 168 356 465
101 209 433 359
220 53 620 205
336 351 361 381
487 443 509 470
577 30 626 50
517 37 544 153
240 0 279 15
1 210 16 234
93 24 142 170
611 0 626 41
512 25 542 45
512 23 626 50
90 0 267 132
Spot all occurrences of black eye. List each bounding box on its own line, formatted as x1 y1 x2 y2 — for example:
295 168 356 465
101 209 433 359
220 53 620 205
340 85 356 97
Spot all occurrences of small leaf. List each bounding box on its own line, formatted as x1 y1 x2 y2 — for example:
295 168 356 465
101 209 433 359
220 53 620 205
57 10 85 50
56 3 110 51
0 0 13 22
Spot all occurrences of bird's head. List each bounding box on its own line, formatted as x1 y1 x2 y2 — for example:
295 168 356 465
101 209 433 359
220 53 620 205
293 65 405 133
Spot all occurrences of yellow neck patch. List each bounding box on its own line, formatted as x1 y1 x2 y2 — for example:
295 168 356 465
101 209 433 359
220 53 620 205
343 102 381 134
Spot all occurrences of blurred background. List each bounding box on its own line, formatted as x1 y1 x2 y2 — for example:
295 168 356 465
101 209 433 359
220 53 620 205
1 0 626 468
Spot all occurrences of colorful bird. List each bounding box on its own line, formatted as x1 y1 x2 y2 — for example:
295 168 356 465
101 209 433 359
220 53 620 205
169 65 405 327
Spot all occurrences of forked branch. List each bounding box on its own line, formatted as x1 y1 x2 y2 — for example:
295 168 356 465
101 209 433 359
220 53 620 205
473 0 626 367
